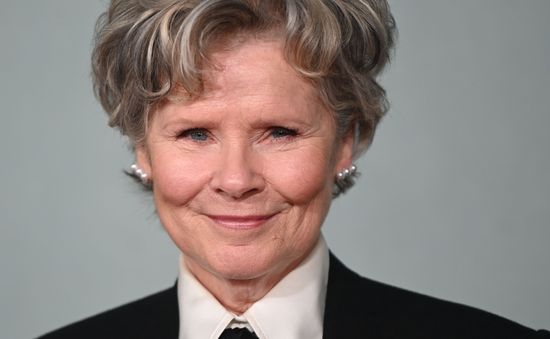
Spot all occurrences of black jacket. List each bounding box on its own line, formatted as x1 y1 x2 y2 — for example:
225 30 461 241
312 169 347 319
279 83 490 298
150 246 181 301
38 254 549 339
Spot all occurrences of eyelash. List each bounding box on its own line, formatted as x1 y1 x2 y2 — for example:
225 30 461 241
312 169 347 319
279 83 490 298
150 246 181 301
177 128 209 141
176 126 298 142
269 126 298 139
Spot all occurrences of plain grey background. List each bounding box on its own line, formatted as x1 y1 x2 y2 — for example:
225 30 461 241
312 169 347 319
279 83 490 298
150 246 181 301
1 1 549 338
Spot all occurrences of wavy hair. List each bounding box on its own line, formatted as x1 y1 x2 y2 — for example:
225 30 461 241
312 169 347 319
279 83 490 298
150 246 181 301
92 0 396 156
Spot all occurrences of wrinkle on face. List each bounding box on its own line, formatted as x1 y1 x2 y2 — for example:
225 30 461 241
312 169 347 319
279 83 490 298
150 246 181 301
136 37 353 313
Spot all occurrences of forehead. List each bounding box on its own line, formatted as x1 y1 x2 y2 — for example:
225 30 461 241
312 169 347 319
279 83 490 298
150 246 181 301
202 38 317 104
158 37 326 123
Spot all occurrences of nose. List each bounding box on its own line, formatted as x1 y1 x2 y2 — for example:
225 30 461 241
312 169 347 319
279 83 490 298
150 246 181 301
209 141 265 199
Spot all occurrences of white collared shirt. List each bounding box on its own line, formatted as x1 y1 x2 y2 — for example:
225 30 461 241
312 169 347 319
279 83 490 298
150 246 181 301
177 235 330 339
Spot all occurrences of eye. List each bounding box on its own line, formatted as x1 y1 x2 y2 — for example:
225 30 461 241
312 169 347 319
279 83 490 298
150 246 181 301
270 126 298 139
178 128 209 141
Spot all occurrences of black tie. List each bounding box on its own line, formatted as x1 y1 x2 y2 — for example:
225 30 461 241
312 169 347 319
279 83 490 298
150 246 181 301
219 327 259 339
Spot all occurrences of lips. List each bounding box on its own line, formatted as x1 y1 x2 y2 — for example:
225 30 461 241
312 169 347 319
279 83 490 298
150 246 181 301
206 214 276 230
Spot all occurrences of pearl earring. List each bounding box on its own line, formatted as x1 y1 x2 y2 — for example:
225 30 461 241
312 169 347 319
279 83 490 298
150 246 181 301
334 164 358 197
130 163 149 185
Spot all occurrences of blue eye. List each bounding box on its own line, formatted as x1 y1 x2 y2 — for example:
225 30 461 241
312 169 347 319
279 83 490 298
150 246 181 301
179 128 208 141
270 127 298 139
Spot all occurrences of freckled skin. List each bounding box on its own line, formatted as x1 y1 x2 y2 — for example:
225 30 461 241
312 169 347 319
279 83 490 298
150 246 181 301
137 38 353 312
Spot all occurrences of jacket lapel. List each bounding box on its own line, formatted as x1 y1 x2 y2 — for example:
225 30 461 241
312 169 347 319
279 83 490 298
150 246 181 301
323 253 375 338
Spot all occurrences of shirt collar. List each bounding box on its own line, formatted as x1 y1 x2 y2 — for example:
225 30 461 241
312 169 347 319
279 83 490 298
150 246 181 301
178 235 329 339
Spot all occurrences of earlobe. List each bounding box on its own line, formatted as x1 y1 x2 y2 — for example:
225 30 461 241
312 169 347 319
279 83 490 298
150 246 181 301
135 145 152 177
332 133 358 197
335 132 355 172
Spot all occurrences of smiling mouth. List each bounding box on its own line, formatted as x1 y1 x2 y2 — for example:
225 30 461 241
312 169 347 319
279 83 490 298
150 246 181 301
206 214 276 230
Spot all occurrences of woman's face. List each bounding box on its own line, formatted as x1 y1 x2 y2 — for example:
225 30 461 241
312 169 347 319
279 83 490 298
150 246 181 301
137 38 353 285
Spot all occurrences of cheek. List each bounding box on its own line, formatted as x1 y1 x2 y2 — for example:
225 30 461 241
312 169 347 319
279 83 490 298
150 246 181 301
149 140 338 206
264 146 335 204
151 150 212 205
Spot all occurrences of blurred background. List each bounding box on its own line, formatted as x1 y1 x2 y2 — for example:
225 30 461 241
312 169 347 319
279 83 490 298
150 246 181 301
1 1 548 338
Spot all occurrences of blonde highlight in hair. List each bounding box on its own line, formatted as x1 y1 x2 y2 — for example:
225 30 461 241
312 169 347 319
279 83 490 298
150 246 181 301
92 0 396 153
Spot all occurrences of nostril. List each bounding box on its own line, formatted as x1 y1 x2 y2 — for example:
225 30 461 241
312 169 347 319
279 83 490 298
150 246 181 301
210 157 265 198
215 186 260 200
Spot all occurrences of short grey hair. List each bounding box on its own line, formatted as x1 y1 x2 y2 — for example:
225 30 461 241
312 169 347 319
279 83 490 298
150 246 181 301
92 0 396 156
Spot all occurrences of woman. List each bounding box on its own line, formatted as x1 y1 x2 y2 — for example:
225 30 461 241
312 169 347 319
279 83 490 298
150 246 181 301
39 0 548 338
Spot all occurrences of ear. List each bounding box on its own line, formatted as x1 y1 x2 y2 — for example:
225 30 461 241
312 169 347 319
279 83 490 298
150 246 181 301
334 131 354 174
135 143 152 177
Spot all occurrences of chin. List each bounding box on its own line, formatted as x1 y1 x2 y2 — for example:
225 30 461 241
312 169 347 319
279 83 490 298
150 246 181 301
208 246 289 282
